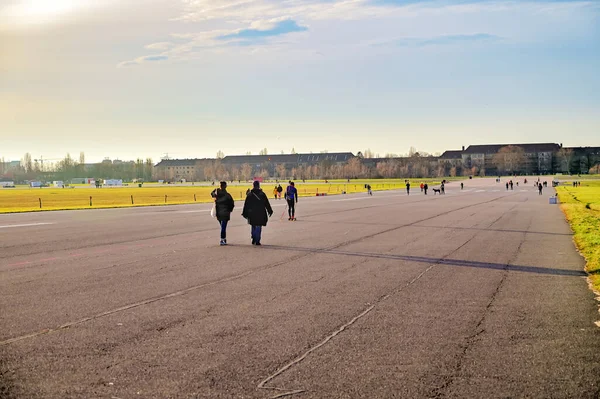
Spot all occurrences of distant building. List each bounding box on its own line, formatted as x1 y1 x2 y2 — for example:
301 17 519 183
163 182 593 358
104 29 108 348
154 158 214 181
438 149 464 167
221 152 354 167
461 143 560 174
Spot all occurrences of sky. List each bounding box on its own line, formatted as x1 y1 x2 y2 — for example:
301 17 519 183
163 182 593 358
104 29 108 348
1 0 599 163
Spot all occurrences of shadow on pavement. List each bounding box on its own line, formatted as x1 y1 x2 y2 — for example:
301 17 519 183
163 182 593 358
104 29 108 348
259 245 587 277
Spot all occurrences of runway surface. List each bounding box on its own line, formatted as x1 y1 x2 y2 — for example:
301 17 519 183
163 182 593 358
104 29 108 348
1 178 599 398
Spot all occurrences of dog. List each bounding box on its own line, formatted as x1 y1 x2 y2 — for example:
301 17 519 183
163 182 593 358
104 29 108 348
432 188 441 195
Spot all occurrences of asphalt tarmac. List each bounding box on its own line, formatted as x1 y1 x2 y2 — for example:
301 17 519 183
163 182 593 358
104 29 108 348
1 178 599 398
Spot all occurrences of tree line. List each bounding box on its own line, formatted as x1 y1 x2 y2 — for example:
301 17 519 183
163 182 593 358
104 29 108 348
0 153 154 183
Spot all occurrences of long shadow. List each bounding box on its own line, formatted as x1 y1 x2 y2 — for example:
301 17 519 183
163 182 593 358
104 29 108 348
293 219 573 237
410 224 573 237
259 244 587 277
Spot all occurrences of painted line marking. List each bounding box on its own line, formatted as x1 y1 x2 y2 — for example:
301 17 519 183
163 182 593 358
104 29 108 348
475 190 486 192
0 223 54 229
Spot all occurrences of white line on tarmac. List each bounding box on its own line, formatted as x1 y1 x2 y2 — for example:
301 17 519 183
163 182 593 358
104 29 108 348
0 223 54 229
475 190 486 192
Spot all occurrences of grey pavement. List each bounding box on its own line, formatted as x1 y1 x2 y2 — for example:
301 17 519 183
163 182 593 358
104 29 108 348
1 178 599 398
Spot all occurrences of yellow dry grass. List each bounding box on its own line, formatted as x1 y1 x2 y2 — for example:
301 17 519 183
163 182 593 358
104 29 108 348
0 180 434 213
556 181 600 293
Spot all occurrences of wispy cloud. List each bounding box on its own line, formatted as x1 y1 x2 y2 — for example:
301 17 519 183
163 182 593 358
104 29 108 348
117 54 169 67
117 0 598 66
217 19 307 42
145 42 175 51
378 33 502 47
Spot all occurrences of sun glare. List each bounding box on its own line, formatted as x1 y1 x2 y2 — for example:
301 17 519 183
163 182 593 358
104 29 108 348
2 0 85 25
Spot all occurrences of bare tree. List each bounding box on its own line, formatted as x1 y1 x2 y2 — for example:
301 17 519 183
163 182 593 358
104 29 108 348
558 148 574 174
240 163 252 181
22 152 33 173
291 148 297 154
259 148 268 156
275 163 287 179
216 150 225 159
492 145 526 175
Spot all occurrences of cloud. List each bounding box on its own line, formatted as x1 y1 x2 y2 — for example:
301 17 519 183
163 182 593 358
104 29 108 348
119 0 597 66
380 33 502 47
117 54 169 67
145 42 175 51
217 19 308 41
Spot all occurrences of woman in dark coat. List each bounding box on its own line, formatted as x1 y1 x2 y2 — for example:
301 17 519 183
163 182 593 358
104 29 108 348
211 181 235 246
242 181 273 245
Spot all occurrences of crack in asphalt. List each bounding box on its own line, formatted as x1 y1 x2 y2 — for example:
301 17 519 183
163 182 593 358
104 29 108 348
0 193 514 350
256 197 515 398
429 212 531 398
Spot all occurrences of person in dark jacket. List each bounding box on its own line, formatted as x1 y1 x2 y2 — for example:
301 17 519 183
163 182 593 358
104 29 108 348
285 181 299 220
211 181 235 246
242 181 273 245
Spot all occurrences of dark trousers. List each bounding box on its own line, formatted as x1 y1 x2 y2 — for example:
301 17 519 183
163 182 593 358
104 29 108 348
251 225 262 243
287 199 296 217
219 220 228 239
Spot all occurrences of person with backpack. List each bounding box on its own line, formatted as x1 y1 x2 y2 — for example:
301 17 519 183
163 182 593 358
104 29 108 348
285 181 299 220
211 181 235 246
242 181 273 245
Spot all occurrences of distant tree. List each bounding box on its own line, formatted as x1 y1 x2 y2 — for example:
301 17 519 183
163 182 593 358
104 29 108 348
492 145 526 175
291 148 297 154
589 162 600 174
259 148 268 156
245 151 252 155
363 149 374 158
240 163 252 181
558 148 574 174
408 146 417 157
144 158 154 181
22 152 33 173
276 163 287 179
216 150 225 159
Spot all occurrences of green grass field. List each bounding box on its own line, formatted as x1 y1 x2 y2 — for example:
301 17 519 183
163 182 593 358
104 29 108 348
0 178 459 213
556 180 600 293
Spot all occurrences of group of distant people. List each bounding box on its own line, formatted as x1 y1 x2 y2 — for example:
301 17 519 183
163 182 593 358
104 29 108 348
210 180 299 246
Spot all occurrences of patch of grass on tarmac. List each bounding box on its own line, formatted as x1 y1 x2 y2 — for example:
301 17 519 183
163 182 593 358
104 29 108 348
556 181 600 293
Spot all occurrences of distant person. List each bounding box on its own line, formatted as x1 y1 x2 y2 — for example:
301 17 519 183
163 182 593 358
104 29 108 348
423 183 428 195
460 182 464 190
211 181 235 246
366 184 372 196
538 182 543 195
406 182 410 195
420 183 424 192
440 181 445 194
273 185 278 200
285 181 299 220
242 181 273 245
505 182 509 191
277 184 283 199
509 180 513 190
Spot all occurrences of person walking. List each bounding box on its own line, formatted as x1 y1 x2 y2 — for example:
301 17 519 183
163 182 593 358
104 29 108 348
242 181 273 246
366 184 372 196
460 182 464 190
277 184 283 199
506 182 509 191
285 181 299 221
420 182 424 192
440 181 445 195
406 181 411 195
211 181 235 246
273 185 278 200
423 183 428 195
538 182 543 195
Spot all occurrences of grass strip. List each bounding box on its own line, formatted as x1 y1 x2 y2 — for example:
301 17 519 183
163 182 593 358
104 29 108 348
556 181 600 293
